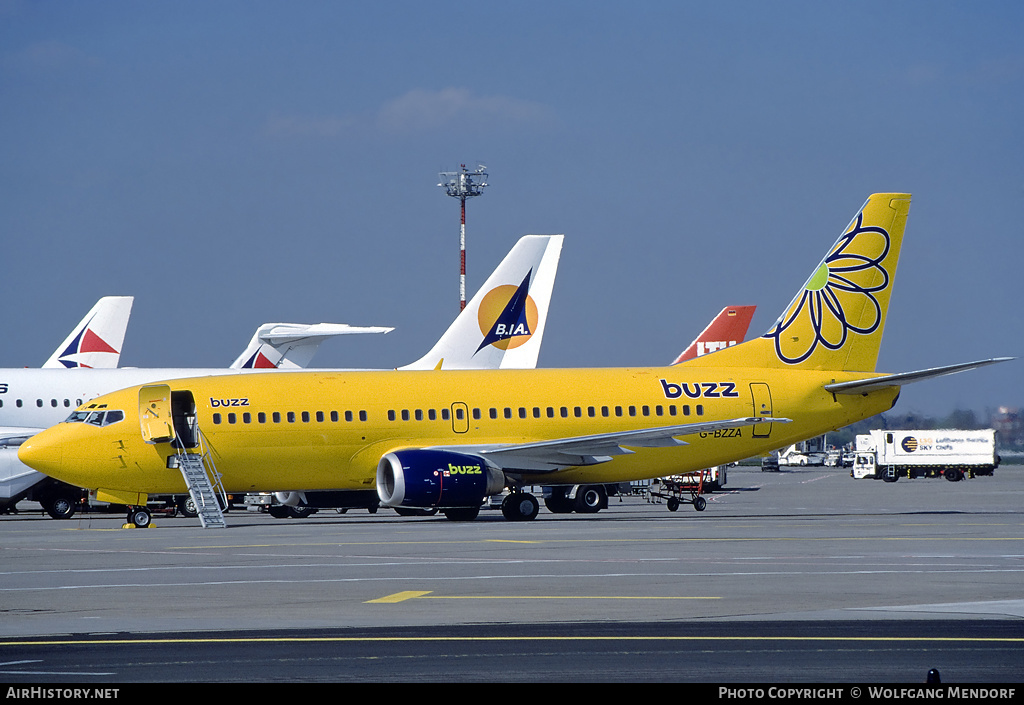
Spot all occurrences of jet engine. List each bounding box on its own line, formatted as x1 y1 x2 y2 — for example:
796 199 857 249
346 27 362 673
376 450 505 509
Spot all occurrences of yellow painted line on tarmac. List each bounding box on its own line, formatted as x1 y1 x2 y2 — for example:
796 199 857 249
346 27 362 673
2 634 1022 647
365 591 719 603
365 591 433 603
142 536 1022 550
423 595 721 600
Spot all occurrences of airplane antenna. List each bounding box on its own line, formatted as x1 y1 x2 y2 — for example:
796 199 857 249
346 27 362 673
438 164 488 311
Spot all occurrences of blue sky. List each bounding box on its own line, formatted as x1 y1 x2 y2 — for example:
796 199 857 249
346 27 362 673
1 1 1021 416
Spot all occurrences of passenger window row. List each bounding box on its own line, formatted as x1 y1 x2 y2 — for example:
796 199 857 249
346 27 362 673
213 404 706 427
213 410 369 425
1 398 81 409
390 404 704 422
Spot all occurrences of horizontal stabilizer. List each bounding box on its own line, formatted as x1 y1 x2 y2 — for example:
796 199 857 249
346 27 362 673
258 323 394 345
824 357 1014 395
231 322 393 369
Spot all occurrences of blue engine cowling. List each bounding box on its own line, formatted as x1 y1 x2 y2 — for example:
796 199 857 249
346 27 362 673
376 450 505 509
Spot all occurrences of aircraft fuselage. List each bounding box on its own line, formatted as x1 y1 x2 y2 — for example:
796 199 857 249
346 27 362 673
20 366 897 498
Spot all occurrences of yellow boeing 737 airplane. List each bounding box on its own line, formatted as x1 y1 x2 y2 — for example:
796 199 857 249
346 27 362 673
19 194 1010 525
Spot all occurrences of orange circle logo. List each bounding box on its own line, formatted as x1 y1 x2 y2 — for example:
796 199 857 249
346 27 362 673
477 285 538 350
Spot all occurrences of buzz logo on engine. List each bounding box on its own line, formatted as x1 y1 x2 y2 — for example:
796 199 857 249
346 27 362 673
446 463 483 475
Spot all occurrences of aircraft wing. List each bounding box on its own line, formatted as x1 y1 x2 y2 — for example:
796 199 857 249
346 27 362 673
428 416 790 472
824 358 1013 395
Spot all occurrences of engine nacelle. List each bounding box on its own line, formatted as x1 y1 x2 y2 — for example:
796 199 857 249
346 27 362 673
274 491 306 507
377 450 505 509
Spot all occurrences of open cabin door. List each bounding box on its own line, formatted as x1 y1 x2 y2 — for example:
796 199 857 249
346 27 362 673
139 386 199 448
140 384 175 444
171 390 199 450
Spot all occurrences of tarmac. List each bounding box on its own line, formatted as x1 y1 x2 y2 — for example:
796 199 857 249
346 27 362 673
1 463 1022 681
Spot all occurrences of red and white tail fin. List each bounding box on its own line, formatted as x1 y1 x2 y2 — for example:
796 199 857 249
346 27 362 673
671 306 755 364
42 296 133 369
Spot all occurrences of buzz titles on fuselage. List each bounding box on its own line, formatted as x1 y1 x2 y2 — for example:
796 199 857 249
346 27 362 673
659 379 740 400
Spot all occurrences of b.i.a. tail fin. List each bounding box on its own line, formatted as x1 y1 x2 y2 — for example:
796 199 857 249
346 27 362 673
401 234 563 370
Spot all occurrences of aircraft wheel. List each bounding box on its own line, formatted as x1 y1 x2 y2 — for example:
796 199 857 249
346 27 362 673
543 488 574 514
45 493 78 520
666 497 679 512
127 507 152 528
694 496 707 512
501 493 539 521
574 485 605 514
443 507 480 522
288 505 316 518
178 496 198 518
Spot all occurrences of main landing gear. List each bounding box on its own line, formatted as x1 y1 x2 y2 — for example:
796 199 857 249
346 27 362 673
124 506 152 528
500 492 540 521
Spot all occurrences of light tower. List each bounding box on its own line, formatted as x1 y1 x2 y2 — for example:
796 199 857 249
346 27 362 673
439 164 488 310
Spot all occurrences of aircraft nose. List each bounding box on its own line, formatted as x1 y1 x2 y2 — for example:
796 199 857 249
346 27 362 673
18 430 64 476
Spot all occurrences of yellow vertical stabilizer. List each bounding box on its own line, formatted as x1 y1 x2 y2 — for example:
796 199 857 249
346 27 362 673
684 193 910 373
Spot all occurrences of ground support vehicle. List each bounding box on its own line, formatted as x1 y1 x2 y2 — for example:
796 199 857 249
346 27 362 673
646 470 711 512
852 429 999 482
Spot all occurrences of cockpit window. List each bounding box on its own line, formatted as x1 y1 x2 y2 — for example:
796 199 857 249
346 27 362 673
66 410 125 427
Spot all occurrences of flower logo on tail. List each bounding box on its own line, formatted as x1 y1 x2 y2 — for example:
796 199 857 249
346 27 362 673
764 213 891 364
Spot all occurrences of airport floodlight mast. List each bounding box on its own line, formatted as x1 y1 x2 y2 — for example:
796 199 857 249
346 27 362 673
439 164 488 310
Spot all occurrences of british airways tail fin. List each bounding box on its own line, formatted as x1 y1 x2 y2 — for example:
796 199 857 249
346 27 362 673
230 323 394 369
685 194 911 372
400 234 563 370
671 306 755 364
42 296 133 369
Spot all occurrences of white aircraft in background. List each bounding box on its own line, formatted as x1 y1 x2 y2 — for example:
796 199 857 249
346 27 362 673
2 296 134 453
0 234 563 518
1 316 392 518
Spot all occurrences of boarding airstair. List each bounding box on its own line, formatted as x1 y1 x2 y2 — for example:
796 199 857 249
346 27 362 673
174 432 227 529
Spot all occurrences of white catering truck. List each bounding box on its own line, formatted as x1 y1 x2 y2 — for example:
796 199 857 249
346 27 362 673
852 429 999 482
